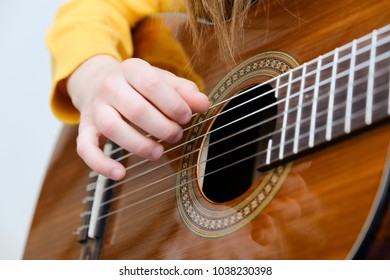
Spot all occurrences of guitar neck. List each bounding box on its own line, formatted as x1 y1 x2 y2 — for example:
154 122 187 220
257 25 390 170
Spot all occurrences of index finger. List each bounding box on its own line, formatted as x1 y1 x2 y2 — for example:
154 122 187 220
121 58 193 124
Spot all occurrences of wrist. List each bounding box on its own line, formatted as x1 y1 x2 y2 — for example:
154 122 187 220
67 54 121 110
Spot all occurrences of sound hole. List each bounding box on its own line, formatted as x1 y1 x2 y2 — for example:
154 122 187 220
200 84 277 203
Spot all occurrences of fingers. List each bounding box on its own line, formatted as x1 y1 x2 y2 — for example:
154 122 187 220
121 59 209 124
93 104 164 160
77 121 126 180
77 105 166 180
71 56 210 180
108 76 184 144
156 67 210 113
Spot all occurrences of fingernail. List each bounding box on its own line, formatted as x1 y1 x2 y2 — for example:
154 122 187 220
110 168 123 180
179 111 191 124
150 146 163 160
170 130 183 143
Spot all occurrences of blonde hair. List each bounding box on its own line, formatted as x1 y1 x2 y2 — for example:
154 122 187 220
184 0 257 62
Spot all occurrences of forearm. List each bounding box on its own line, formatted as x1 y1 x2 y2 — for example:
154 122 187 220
47 0 180 123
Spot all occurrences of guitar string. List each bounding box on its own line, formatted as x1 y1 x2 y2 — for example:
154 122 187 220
76 97 389 232
77 67 389 228
90 25 390 173
80 55 390 232
77 95 389 233
77 27 390 232
87 34 390 186
96 84 389 211
99 25 390 163
88 49 390 195
92 64 390 199
114 40 390 171
80 48 390 232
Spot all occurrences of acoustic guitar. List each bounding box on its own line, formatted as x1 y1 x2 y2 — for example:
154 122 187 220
24 0 390 259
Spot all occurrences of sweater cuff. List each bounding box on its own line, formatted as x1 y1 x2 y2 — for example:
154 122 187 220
48 25 130 124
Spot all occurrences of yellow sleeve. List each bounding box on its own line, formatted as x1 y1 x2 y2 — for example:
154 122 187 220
47 0 184 124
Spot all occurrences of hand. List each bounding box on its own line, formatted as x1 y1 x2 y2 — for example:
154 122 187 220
67 55 210 180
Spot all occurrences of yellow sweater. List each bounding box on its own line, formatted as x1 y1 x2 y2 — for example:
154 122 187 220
47 0 183 124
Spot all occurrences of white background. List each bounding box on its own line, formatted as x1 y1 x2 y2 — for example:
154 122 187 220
0 0 67 259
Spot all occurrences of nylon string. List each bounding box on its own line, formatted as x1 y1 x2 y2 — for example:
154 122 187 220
77 25 390 232
78 66 390 230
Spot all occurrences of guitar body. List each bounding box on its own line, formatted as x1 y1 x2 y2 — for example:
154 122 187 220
24 0 390 259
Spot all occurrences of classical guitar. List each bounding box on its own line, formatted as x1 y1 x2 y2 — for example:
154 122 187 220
24 0 390 259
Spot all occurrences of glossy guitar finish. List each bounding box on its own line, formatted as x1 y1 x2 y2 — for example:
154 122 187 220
24 0 390 259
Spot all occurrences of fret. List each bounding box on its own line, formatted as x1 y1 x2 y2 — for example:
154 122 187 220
294 61 318 152
325 47 353 141
293 63 306 154
256 25 390 172
388 65 390 115
370 63 390 123
365 30 378 125
274 76 280 98
326 48 339 140
266 139 272 165
345 40 357 134
371 35 390 123
279 71 293 160
268 73 288 164
309 56 322 148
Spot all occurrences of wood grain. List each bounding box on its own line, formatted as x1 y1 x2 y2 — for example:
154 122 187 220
24 0 390 259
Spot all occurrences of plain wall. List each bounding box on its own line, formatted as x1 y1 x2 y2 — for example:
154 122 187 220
0 0 67 259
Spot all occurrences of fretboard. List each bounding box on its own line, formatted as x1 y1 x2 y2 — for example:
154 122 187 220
259 25 390 169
